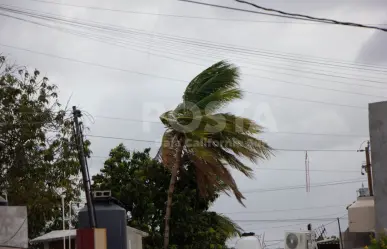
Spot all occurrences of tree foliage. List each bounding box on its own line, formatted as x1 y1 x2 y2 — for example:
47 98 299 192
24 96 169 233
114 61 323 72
159 60 272 248
0 55 83 238
92 144 241 249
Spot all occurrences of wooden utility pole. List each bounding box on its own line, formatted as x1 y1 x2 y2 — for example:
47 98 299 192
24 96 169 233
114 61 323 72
337 218 344 249
73 106 97 228
365 141 373 196
358 141 373 196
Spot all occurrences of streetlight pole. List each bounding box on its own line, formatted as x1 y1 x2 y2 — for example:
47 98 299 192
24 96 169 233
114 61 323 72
69 202 72 249
62 195 65 249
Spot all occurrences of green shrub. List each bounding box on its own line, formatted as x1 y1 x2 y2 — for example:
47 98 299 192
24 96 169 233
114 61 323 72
366 234 387 249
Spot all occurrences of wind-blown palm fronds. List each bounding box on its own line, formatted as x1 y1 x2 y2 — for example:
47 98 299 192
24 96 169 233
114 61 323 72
160 61 273 249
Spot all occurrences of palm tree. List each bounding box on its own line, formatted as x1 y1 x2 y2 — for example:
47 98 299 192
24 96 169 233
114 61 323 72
159 61 272 249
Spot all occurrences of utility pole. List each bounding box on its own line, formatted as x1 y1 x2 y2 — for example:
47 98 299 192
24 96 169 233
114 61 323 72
72 106 96 228
358 141 373 196
365 141 373 196
337 218 344 249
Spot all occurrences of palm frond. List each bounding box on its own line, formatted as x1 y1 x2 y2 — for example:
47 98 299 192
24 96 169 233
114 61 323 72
209 147 254 178
213 213 243 236
159 60 273 211
183 61 241 112
188 148 246 205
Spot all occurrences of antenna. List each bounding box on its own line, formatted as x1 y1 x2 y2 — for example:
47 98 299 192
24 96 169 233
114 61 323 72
305 151 310 192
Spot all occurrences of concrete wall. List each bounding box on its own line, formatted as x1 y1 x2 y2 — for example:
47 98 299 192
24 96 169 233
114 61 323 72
0 206 28 248
348 197 375 232
342 229 372 249
42 239 76 249
127 233 143 249
369 101 387 234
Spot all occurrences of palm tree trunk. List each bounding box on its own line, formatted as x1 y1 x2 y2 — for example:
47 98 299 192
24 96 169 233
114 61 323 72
163 139 183 249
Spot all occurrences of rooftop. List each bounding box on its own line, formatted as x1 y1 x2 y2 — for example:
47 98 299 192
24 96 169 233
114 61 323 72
30 230 76 243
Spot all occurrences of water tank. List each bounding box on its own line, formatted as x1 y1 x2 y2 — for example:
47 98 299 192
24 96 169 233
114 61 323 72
235 233 262 249
0 196 7 206
78 191 128 249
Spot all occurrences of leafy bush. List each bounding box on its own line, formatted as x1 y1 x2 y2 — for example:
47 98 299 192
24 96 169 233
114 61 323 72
366 234 387 249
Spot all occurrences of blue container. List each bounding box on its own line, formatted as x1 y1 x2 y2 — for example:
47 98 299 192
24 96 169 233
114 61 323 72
78 197 128 249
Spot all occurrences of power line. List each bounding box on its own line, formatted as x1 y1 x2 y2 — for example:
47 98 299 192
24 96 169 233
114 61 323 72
222 204 346 215
177 0 333 23
244 91 367 109
2 7 386 102
252 222 307 231
18 0 387 26
242 178 364 194
255 168 358 173
89 155 359 173
0 111 369 138
2 4 387 75
92 115 368 138
17 0 383 25
3 9 386 93
234 0 387 32
316 214 348 229
233 217 344 223
0 43 184 82
86 134 360 152
178 0 387 32
0 43 372 109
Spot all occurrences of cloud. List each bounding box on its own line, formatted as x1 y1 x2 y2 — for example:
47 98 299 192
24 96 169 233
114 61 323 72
0 0 382 245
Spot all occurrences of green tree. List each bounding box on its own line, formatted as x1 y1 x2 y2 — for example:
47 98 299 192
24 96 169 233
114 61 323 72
0 55 83 238
92 144 241 249
159 61 272 248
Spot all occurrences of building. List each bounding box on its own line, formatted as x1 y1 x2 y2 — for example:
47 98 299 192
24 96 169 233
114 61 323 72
30 230 76 249
30 227 148 249
342 186 375 249
0 202 28 249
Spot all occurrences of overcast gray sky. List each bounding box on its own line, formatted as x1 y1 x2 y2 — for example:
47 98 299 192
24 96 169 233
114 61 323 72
1 0 387 246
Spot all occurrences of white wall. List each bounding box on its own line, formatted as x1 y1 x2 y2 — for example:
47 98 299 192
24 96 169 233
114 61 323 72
127 233 143 249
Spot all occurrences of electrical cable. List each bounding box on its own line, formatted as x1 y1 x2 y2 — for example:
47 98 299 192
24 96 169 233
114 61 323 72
92 153 361 173
242 178 365 194
90 115 368 138
19 0 387 26
85 134 362 152
2 6 386 96
89 156 359 173
0 43 372 109
1 4 387 74
0 110 369 138
178 0 387 32
233 217 345 223
244 91 367 109
222 204 347 215
234 0 387 32
2 10 384 94
240 211 348 227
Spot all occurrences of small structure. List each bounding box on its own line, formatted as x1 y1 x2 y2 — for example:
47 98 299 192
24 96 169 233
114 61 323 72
126 227 148 249
78 191 128 249
369 101 387 235
30 230 76 249
316 239 340 249
342 186 375 249
348 191 375 233
30 226 148 249
0 206 28 249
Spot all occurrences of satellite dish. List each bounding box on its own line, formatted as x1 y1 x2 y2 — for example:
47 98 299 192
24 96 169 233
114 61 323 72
286 233 299 249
